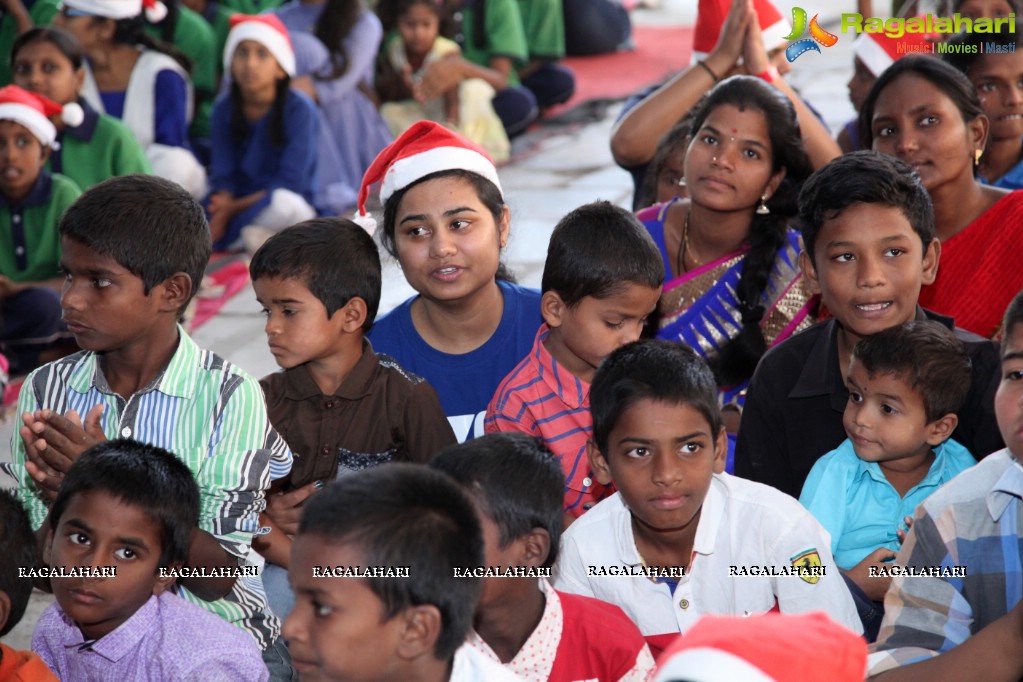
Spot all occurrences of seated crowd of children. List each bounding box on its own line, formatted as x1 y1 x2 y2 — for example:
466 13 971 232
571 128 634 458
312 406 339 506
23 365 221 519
4 0 1023 680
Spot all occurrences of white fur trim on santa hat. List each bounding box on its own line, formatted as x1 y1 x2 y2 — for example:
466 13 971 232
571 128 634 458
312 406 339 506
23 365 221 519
63 0 144 19
854 34 894 77
0 102 57 147
654 648 777 682
224 20 296 77
380 146 502 203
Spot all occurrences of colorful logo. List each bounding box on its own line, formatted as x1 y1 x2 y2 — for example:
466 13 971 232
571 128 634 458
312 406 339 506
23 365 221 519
790 547 824 584
783 7 839 62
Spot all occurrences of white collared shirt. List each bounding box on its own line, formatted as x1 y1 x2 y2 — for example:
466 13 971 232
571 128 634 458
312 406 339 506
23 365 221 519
554 473 863 637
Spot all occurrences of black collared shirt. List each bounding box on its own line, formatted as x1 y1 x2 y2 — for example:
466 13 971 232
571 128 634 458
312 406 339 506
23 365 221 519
734 307 1004 498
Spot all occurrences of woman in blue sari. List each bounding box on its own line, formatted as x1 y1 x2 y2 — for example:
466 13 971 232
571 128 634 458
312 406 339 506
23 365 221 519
638 76 817 433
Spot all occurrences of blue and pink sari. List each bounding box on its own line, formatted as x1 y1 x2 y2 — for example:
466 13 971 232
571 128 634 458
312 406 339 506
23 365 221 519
638 198 819 408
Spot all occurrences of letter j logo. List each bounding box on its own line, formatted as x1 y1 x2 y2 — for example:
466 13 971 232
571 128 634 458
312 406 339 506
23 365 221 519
784 7 839 62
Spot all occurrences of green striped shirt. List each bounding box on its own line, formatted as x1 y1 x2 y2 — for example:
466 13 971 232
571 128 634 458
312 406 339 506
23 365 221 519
11 327 292 649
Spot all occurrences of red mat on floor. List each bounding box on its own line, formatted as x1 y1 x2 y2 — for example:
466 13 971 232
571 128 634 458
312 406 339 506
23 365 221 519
187 257 252 332
549 25 694 116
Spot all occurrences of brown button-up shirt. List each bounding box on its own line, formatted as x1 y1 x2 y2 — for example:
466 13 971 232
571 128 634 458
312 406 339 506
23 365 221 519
260 341 456 489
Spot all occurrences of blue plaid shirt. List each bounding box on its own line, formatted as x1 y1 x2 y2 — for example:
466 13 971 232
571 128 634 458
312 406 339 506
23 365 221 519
869 449 1023 674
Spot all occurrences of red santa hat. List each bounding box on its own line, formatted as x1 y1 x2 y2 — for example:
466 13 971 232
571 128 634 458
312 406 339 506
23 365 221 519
61 0 167 21
224 14 296 77
652 613 867 682
853 28 938 77
0 85 84 149
354 120 502 235
692 0 790 57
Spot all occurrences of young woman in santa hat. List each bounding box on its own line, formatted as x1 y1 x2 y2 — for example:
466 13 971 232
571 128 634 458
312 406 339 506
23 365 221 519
359 121 542 442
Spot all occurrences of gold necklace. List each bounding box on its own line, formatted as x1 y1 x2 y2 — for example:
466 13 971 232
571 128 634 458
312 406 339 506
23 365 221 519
678 211 703 273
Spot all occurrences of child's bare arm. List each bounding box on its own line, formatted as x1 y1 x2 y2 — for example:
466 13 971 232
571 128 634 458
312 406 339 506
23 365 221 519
253 512 293 568
444 89 460 127
610 0 751 167
182 528 241 600
842 547 897 602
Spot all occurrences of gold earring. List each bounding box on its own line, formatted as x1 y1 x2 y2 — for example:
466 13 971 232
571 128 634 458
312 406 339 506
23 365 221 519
756 195 770 215
975 149 983 166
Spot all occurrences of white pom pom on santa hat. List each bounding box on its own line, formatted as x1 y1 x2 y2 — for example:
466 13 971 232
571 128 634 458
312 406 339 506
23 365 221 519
61 101 84 128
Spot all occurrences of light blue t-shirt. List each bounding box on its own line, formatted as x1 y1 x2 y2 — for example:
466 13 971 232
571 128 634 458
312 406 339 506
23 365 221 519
799 437 976 570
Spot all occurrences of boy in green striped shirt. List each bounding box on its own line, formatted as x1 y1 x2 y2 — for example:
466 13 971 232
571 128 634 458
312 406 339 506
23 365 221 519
9 175 295 680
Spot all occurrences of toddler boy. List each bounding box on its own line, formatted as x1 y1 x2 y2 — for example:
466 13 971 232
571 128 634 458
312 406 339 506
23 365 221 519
800 321 977 640
0 85 81 375
9 174 293 676
0 489 58 681
485 200 663 518
867 290 1023 679
554 340 862 657
32 440 268 680
735 151 1002 498
285 463 522 681
431 432 656 681
250 218 455 616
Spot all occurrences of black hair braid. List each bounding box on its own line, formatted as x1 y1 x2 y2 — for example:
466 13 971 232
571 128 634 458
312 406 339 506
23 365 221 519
270 76 290 146
709 210 786 388
229 77 291 147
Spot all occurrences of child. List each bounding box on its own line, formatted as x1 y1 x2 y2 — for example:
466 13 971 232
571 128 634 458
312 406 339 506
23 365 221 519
56 0 207 198
9 175 294 678
633 118 690 212
485 201 663 518
430 432 656 681
943 27 1023 189
866 291 1023 679
735 151 1003 498
208 14 318 252
11 27 153 192
250 217 456 616
0 490 59 681
375 0 509 162
799 321 976 641
554 340 862 657
0 85 82 377
31 440 268 680
285 463 521 681
274 0 393 210
392 0 537 137
360 121 542 442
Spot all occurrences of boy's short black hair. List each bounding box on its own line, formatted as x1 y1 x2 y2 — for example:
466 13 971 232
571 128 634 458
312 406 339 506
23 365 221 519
249 218 381 329
59 175 211 312
852 321 972 422
299 464 483 660
1003 289 1023 350
0 490 36 636
541 201 664 306
429 433 565 568
48 439 200 568
590 340 723 454
797 151 934 266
